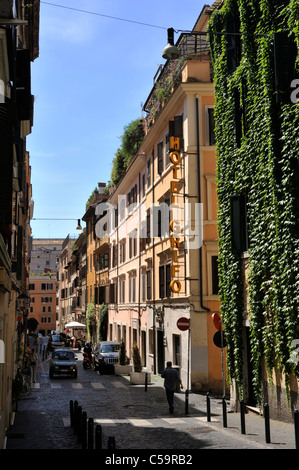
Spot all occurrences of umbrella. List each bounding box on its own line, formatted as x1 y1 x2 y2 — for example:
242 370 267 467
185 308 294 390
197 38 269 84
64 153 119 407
64 321 87 328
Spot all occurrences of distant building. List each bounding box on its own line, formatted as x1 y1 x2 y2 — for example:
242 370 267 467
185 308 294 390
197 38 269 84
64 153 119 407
28 274 57 335
30 238 64 274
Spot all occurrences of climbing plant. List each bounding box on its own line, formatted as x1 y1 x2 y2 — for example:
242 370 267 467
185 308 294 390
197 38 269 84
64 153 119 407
98 303 108 341
86 299 96 341
208 0 299 403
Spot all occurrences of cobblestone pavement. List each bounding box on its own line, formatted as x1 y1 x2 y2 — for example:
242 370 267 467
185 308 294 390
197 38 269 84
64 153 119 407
5 350 297 454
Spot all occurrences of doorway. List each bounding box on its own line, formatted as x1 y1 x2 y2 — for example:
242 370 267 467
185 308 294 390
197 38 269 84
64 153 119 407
157 329 165 374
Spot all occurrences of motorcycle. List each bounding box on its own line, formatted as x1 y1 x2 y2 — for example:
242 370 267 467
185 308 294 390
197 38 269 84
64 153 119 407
82 352 93 369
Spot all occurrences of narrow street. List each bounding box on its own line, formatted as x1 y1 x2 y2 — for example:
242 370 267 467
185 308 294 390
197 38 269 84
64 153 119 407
5 350 296 454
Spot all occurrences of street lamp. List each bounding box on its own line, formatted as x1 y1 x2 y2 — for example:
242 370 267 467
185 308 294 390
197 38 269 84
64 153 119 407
32 218 83 230
162 28 180 60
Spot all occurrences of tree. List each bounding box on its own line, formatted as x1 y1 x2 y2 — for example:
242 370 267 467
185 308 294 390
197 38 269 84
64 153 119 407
110 118 145 186
98 304 108 341
132 344 142 372
118 338 127 365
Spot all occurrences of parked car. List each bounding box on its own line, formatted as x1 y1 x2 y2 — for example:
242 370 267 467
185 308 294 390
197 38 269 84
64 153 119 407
93 341 129 374
49 334 65 350
49 349 78 378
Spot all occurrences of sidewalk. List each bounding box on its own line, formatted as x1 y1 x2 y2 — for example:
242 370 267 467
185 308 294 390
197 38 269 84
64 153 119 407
128 373 298 450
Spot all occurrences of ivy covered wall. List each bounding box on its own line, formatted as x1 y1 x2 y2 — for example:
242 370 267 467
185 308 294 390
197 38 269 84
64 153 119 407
208 0 299 404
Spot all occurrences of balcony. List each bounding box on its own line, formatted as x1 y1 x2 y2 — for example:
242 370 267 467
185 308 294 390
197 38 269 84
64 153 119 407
143 32 211 133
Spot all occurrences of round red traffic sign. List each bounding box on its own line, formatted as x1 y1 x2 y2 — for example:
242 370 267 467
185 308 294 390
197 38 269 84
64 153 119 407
177 317 190 331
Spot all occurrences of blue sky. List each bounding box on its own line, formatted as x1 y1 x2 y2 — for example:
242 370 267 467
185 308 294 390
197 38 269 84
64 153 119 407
28 0 208 239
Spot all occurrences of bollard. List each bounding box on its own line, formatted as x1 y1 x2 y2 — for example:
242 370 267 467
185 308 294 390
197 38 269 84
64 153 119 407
88 417 94 450
95 424 102 449
185 389 189 415
206 392 211 422
77 406 82 443
108 436 116 449
294 409 299 450
81 412 87 450
222 396 227 428
264 403 271 443
145 373 148 392
70 400 74 427
240 399 246 434
73 400 78 434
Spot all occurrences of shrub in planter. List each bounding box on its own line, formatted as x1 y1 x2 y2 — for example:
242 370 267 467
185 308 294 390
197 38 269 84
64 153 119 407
132 344 142 372
118 338 127 365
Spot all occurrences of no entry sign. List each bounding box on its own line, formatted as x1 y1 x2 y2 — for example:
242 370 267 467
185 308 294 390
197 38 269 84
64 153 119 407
177 317 190 331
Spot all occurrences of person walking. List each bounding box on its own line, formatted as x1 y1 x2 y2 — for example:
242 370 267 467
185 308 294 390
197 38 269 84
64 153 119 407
161 361 183 414
30 348 38 383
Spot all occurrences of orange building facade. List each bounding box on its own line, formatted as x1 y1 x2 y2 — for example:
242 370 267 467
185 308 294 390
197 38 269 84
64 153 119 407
29 275 57 335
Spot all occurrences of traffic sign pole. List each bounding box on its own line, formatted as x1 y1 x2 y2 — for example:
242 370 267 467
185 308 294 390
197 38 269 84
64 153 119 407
177 317 190 415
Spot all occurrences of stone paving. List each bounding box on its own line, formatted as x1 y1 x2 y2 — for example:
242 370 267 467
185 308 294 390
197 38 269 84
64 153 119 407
5 350 298 452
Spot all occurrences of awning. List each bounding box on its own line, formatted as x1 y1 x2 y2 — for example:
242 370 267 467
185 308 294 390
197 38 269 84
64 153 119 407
64 321 87 328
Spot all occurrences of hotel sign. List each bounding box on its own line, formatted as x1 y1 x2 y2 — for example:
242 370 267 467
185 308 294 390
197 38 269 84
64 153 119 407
169 135 184 294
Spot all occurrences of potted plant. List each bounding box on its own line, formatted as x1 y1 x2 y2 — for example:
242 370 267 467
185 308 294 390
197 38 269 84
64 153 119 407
129 344 151 384
114 339 132 375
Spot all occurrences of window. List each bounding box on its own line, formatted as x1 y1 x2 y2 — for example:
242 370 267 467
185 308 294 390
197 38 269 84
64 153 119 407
166 264 171 298
42 283 53 291
119 278 125 303
146 212 151 244
165 131 170 168
29 283 35 290
226 14 241 74
158 140 163 174
159 265 165 299
159 263 171 298
127 184 137 209
147 154 151 187
206 107 215 146
146 270 151 300
129 232 137 258
173 334 181 366
211 256 219 295
119 240 126 264
230 194 249 253
112 244 118 267
141 272 146 302
142 173 146 197
149 329 154 355
128 274 136 303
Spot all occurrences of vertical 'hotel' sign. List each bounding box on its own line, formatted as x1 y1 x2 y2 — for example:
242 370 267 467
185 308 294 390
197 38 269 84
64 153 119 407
169 120 184 294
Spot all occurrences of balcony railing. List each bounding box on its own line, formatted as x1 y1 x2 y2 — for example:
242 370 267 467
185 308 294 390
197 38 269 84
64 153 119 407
143 32 210 133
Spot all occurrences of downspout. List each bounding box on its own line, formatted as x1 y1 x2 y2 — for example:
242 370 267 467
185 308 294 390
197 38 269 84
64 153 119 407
195 94 210 313
152 154 157 374
138 172 141 351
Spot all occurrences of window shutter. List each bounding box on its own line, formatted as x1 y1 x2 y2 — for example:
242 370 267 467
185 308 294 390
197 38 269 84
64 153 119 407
230 195 249 253
16 49 31 120
166 264 171 297
159 265 165 298
274 32 297 104
158 141 163 174
226 14 241 74
147 270 151 300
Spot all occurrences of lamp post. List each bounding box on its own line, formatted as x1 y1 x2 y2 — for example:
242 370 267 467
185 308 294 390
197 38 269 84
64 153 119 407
32 218 83 230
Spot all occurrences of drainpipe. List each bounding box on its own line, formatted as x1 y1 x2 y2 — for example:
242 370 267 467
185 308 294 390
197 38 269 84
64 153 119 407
138 172 141 351
152 154 157 374
195 94 210 313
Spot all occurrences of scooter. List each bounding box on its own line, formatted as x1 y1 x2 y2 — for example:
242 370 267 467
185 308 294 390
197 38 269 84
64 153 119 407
82 352 93 369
